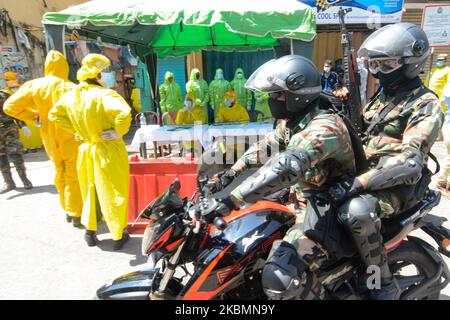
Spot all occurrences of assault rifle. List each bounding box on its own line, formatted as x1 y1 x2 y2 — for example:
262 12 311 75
337 7 363 131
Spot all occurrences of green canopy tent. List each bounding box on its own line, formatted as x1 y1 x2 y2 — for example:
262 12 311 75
42 0 317 110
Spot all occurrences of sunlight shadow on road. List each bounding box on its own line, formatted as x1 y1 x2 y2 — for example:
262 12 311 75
6 185 58 200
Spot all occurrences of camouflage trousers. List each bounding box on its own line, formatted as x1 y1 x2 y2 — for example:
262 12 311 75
283 190 402 261
0 125 25 172
0 125 24 157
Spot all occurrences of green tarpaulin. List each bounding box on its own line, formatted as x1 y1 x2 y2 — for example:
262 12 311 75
43 0 316 58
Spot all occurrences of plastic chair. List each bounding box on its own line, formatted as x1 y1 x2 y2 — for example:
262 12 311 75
161 112 176 125
135 111 162 159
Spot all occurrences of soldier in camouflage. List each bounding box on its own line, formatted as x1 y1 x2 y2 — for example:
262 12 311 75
329 23 444 299
205 55 357 299
0 90 32 193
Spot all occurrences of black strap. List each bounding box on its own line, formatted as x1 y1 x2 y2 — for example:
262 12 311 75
364 85 433 140
428 152 440 176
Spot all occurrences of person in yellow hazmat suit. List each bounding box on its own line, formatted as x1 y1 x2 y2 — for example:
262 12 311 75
215 91 249 164
159 71 183 122
254 91 272 122
49 54 132 250
230 68 253 113
426 54 450 112
436 81 450 193
175 92 206 156
175 92 206 125
3 50 82 227
186 68 209 123
215 91 250 124
209 68 231 119
130 87 142 113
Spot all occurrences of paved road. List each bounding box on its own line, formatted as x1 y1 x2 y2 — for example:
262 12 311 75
0 142 449 300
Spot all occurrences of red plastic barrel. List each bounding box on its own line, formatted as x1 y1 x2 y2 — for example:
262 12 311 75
128 157 198 234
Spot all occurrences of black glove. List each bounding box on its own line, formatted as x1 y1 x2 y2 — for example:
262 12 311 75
210 169 237 193
329 178 364 205
198 195 239 224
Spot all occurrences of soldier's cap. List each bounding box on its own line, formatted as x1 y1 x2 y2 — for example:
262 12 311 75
437 54 448 60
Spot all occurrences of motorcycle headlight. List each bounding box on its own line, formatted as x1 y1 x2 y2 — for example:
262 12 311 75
141 221 159 256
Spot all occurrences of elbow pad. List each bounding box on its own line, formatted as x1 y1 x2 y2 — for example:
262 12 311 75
367 148 424 191
234 148 310 204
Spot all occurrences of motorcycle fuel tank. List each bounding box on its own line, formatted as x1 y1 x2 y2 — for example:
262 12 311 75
181 201 296 300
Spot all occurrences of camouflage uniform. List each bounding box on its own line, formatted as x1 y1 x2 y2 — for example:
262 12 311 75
230 106 356 252
356 87 444 217
0 90 31 192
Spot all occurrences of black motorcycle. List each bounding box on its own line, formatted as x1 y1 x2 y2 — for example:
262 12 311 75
97 142 450 300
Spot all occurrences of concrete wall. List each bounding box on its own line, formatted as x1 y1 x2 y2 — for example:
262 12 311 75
0 0 86 82
0 0 86 40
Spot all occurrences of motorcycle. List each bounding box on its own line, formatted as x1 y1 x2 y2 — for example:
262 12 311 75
97 142 450 300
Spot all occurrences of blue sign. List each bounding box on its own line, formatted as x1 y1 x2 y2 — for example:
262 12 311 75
299 0 404 24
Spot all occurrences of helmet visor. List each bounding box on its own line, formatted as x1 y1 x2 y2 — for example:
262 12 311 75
368 57 403 74
357 23 429 63
245 59 290 93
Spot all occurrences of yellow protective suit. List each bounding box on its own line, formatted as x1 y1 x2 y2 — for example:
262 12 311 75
426 65 450 112
4 82 43 150
215 103 250 124
3 51 82 217
49 81 131 240
131 87 142 113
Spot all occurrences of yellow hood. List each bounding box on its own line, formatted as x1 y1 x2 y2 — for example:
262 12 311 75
44 50 69 80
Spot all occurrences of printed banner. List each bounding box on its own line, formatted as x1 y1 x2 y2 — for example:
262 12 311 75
0 46 32 88
300 0 404 24
422 4 450 47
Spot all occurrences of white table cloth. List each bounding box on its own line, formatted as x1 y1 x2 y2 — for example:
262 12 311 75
130 123 274 151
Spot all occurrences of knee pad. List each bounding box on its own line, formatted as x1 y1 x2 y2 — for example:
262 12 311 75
262 240 311 300
337 194 381 237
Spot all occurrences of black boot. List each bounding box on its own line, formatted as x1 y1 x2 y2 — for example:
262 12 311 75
113 233 130 251
15 164 32 190
66 214 72 223
0 170 16 194
84 230 98 247
72 217 83 228
370 262 401 300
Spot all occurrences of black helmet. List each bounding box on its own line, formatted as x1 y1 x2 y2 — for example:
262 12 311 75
358 23 430 79
245 55 321 116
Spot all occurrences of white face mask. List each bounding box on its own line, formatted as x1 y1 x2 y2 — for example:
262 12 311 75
185 100 193 108
217 72 224 79
98 72 116 88
224 99 233 107
324 66 331 73
236 73 243 79
10 87 19 93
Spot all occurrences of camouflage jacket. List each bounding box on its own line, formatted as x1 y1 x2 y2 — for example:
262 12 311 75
231 106 356 199
0 90 18 128
357 85 444 188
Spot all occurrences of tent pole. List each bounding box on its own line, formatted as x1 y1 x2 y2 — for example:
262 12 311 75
290 38 294 55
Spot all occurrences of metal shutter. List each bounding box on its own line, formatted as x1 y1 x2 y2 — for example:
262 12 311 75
157 56 187 97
